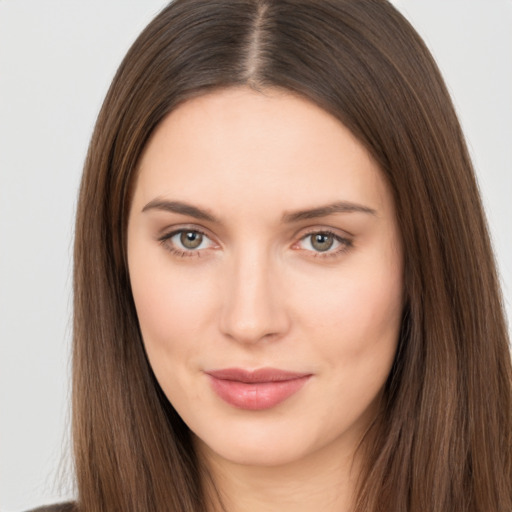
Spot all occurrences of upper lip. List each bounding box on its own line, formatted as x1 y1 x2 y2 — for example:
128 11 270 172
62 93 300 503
205 367 312 383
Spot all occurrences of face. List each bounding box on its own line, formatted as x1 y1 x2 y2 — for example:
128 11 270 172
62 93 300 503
127 87 403 468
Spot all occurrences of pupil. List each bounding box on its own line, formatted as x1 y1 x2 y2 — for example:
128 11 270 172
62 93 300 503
181 231 202 249
312 233 333 252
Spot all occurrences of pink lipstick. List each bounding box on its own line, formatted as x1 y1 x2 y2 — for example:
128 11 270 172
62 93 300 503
206 368 311 410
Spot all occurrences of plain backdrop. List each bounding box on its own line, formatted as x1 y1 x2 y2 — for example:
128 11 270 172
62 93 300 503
1 1 511 510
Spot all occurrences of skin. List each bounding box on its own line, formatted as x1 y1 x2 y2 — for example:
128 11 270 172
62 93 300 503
127 86 403 512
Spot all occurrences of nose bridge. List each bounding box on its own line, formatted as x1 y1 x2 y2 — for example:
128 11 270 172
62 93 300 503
219 243 288 344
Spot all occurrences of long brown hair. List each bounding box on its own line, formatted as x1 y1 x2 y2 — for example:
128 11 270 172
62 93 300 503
73 1 512 510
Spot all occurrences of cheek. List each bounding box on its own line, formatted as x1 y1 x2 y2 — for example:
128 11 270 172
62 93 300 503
297 256 403 427
296 250 403 365
128 248 218 365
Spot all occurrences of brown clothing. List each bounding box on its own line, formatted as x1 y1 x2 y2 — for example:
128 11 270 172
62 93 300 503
27 503 75 512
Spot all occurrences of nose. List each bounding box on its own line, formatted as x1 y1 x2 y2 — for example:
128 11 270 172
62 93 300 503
219 248 290 344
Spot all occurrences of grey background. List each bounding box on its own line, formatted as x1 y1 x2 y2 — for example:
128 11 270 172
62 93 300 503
1 1 511 510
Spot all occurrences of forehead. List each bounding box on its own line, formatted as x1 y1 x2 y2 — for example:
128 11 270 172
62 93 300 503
133 87 391 219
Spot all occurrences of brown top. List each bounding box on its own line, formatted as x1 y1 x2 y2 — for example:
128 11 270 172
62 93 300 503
27 503 75 512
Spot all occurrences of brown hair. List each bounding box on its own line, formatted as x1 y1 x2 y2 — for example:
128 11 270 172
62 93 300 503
73 0 512 510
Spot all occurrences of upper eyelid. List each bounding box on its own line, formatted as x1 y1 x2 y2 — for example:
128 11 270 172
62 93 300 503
295 230 351 247
295 225 354 241
157 220 352 236
160 230 216 248
158 224 215 241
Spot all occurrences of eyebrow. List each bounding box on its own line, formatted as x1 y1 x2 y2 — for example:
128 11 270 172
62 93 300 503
141 198 377 223
142 199 218 222
282 201 377 222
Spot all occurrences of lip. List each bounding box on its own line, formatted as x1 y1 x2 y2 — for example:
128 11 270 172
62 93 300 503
205 368 312 410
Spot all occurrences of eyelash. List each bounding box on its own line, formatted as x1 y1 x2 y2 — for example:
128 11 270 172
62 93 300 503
158 228 212 258
158 228 353 259
297 229 353 259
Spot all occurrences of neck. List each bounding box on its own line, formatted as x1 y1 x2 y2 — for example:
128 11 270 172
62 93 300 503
195 435 362 512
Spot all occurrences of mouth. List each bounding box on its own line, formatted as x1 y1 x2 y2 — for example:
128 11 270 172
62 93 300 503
205 368 312 410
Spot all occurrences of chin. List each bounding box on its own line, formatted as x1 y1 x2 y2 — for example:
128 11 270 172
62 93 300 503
194 430 313 468
189 410 335 469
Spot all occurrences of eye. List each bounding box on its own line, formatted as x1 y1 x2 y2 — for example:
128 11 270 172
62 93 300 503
296 230 352 256
178 230 205 249
309 232 336 252
159 228 216 256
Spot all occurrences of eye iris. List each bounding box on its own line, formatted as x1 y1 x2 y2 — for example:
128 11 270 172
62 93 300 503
180 231 203 249
311 233 334 252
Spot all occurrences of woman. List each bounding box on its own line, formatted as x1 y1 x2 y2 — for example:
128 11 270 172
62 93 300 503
33 0 512 510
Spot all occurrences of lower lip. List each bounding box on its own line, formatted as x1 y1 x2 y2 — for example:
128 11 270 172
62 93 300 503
207 375 311 410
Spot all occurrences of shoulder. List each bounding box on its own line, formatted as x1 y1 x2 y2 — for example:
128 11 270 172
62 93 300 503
26 503 76 512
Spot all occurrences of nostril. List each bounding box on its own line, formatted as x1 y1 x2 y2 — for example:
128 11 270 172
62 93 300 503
219 296 290 344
